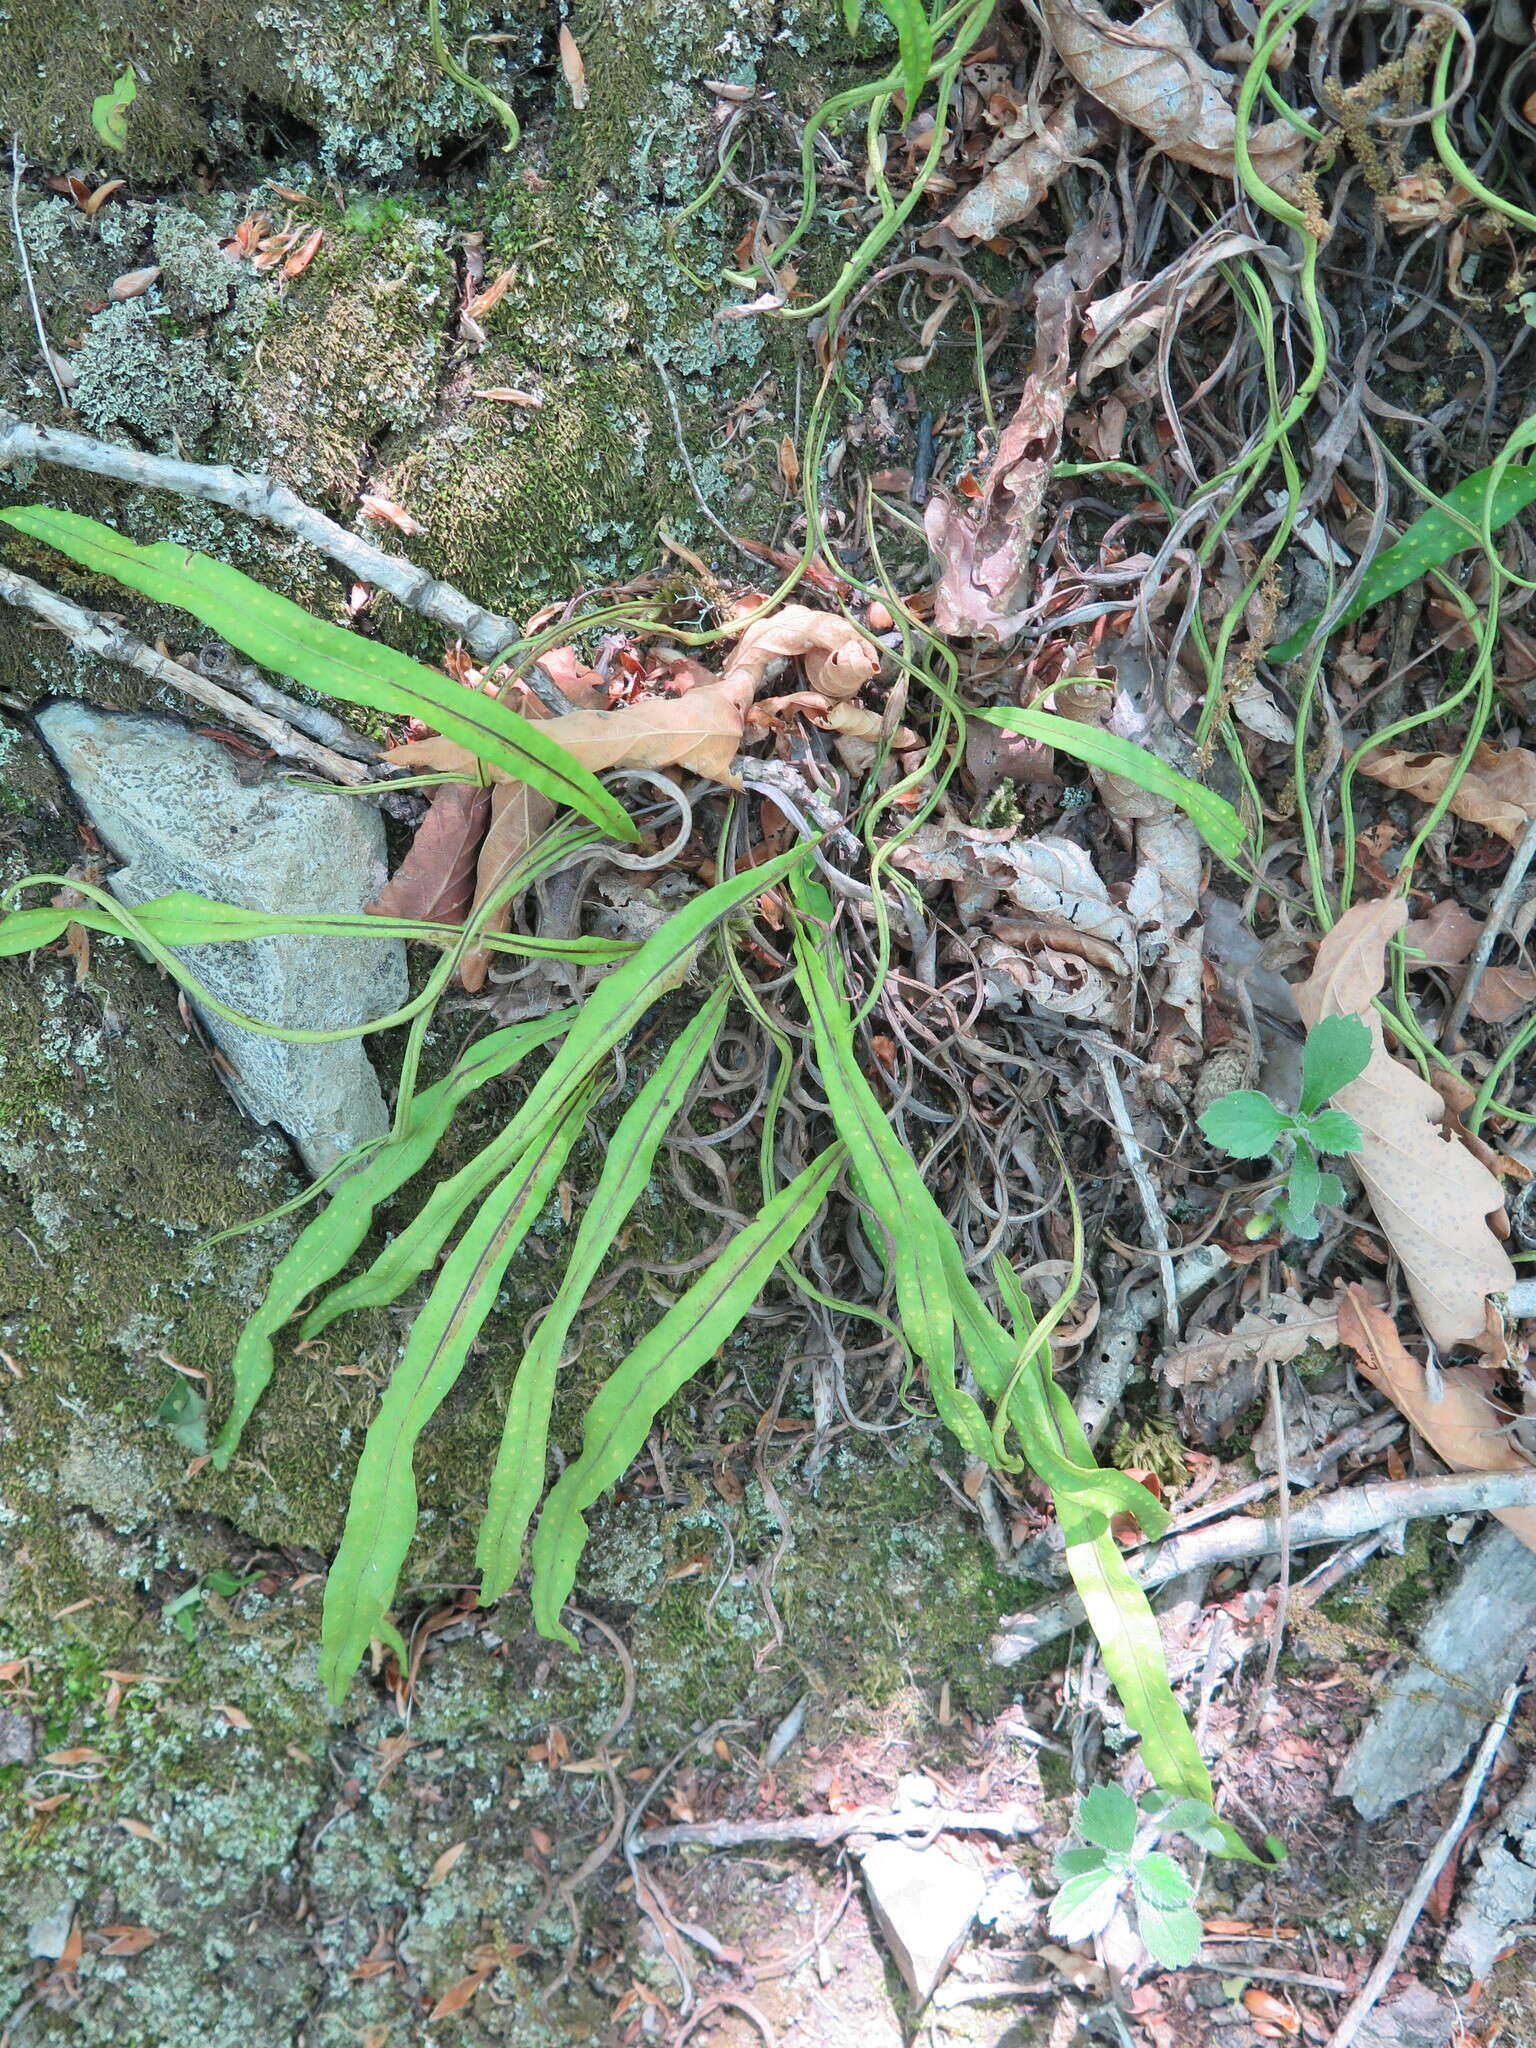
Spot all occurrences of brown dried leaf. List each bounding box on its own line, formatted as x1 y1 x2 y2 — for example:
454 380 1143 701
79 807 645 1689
1470 965 1536 1026
943 98 1085 240
537 681 752 786
1336 1288 1536 1554
1293 898 1514 1350
81 179 126 217
458 779 556 995
721 604 881 699
425 1839 469 1887
212 1703 254 1731
558 24 588 108
44 1746 107 1766
428 1969 493 2021
119 1817 169 1848
282 226 324 278
1361 743 1536 846
471 386 543 406
98 1925 160 1956
1163 1291 1342 1387
108 266 161 303
358 492 423 536
369 781 492 925
925 267 1074 639
1404 898 1481 969
1038 0 1306 182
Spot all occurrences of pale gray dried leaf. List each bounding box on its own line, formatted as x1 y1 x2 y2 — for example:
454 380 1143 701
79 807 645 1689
1163 1291 1341 1386
925 267 1075 639
943 99 1086 240
1039 0 1307 183
1079 227 1263 380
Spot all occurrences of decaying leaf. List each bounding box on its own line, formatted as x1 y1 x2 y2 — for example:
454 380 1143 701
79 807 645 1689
1080 229 1262 380
558 25 588 109
119 1817 169 1848
369 780 492 926
108 266 161 303
425 1839 469 1887
98 1925 161 1956
1404 898 1481 969
721 604 881 699
925 266 1075 639
1337 1288 1536 1554
942 98 1085 240
1361 743 1536 846
1163 1291 1343 1387
428 1967 494 2021
1039 0 1307 183
1293 898 1514 1351
459 780 557 994
894 827 1140 1026
1469 965 1536 1026
531 680 753 786
358 492 423 536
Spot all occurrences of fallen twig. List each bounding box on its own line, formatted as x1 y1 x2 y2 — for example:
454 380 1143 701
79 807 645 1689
0 408 575 715
8 146 69 412
1074 1243 1230 1443
0 561 384 791
1325 1682 1522 2048
1089 1041 1180 1343
992 1469 1536 1662
632 1805 1038 1854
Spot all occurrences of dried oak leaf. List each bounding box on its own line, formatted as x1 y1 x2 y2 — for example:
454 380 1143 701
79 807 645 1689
459 780 556 994
542 679 753 785
369 780 492 926
1361 742 1536 846
1163 1290 1343 1387
1470 965 1536 1026
721 605 880 699
1039 0 1306 182
942 98 1086 241
925 266 1075 639
1293 897 1514 1351
1337 1287 1536 1554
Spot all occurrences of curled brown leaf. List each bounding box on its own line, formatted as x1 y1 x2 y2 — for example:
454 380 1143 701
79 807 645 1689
1361 743 1536 846
1293 898 1514 1351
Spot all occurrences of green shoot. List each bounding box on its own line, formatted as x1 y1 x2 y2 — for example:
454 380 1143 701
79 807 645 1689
91 66 136 151
1198 1014 1370 1240
1048 1784 1233 1969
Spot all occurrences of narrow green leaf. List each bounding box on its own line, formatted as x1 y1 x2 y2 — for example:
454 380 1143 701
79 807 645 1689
1058 1504 1214 1806
476 985 730 1601
842 0 863 28
1270 463 1536 661
1079 1782 1137 1854
318 1083 597 1700
211 1011 572 1467
303 841 813 1335
527 1143 844 1648
0 902 81 955
118 890 635 963
1197 1091 1288 1160
940 1243 1169 1535
0 506 635 841
1298 1013 1372 1115
791 919 960 1428
972 706 1247 865
880 0 934 110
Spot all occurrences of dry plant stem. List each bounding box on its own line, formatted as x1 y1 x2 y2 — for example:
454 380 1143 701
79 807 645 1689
7 144 69 412
0 409 576 715
0 562 381 788
1259 1355 1291 1703
1440 809 1536 1049
992 1471 1536 1660
1090 1044 1180 1342
1075 1244 1229 1443
1325 1682 1523 2048
631 1805 1038 1854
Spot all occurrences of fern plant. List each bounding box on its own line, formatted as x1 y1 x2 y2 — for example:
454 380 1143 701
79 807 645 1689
0 510 1270 1861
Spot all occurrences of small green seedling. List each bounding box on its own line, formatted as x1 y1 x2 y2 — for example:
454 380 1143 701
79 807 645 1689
1049 1784 1228 1969
91 66 136 152
161 1569 260 1643
156 1373 208 1456
1197 1014 1371 1241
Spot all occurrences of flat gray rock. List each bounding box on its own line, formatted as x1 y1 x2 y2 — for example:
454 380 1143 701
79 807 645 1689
856 1836 987 2006
1336 1523 1536 1820
36 702 406 1177
1443 1763 1536 1981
